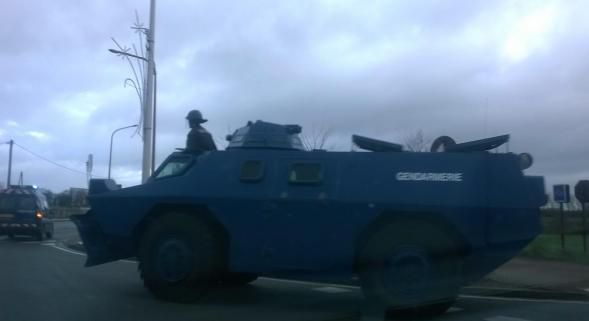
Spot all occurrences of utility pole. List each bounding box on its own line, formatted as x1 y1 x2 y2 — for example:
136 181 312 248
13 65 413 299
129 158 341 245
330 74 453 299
142 0 156 183
7 139 13 187
86 154 93 187
18 171 23 186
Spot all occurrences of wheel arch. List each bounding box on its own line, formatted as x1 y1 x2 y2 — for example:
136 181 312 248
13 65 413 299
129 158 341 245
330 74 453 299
353 210 471 272
132 203 230 255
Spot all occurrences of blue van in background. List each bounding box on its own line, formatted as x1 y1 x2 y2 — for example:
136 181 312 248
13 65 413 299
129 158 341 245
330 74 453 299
0 185 54 241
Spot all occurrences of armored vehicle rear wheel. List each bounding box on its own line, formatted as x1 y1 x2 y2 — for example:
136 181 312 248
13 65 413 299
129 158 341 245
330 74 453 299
219 273 258 287
358 221 461 317
138 213 223 303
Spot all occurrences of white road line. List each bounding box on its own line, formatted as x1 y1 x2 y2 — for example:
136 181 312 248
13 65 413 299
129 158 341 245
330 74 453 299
261 277 360 290
461 294 589 305
14 240 57 245
313 286 352 294
50 244 86 256
47 244 136 264
447 307 463 313
584 288 589 292
263 278 589 305
466 286 546 292
485 316 531 321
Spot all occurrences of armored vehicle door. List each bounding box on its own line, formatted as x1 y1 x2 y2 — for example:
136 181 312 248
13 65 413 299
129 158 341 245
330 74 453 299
260 156 339 271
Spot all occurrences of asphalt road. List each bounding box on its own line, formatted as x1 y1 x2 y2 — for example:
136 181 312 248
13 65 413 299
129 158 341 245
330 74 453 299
0 221 587 321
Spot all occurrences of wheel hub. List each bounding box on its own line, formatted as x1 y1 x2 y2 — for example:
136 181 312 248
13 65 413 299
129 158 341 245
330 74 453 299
155 238 194 283
382 246 431 295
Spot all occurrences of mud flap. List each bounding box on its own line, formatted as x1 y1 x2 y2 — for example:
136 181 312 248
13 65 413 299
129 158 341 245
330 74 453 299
71 213 124 267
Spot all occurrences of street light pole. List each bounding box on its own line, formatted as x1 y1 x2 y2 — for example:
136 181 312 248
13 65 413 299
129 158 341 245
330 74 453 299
108 125 138 179
7 139 13 186
142 0 156 183
108 0 157 183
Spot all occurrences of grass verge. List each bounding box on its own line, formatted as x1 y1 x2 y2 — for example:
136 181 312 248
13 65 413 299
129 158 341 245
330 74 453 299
520 234 589 265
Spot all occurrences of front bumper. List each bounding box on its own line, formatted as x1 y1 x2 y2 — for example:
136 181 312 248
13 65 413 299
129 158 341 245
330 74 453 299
0 222 41 235
71 212 133 266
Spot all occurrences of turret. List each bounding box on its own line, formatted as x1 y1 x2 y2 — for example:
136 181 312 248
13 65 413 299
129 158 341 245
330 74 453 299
225 120 305 151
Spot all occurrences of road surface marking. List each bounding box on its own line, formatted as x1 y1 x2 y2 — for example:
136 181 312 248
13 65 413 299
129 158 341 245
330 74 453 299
261 277 360 290
584 288 589 292
47 244 136 264
466 286 552 292
313 286 352 294
461 294 589 305
485 316 531 321
49 244 86 256
447 307 463 313
264 279 589 304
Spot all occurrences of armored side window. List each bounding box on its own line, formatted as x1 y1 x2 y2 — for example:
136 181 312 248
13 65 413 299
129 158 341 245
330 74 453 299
240 160 264 182
155 156 193 179
289 163 322 184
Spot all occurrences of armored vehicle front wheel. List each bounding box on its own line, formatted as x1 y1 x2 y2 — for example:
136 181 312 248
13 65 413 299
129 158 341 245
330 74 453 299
358 221 461 317
138 213 223 303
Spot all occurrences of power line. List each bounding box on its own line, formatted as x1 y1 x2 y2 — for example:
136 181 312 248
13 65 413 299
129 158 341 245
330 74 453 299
13 142 86 176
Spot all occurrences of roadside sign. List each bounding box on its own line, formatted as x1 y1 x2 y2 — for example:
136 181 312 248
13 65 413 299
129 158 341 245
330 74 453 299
553 184 570 203
575 180 589 203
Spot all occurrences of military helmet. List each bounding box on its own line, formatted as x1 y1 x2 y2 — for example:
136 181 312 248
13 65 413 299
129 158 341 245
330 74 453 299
186 110 207 123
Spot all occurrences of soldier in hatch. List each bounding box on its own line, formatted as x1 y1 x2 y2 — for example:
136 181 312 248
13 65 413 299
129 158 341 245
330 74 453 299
185 109 217 152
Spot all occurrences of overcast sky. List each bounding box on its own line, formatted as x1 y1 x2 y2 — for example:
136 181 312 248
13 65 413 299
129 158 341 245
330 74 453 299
0 0 587 194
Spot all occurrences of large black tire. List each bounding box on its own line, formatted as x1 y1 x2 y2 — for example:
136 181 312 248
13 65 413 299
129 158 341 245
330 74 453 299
46 224 54 239
35 229 44 241
219 273 258 287
430 136 456 152
358 221 462 317
138 213 224 303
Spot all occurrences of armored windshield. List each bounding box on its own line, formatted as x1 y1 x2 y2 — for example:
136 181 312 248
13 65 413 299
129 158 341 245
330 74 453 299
154 154 193 179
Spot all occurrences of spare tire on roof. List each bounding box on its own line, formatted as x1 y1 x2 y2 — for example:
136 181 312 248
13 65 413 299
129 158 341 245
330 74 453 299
430 136 456 152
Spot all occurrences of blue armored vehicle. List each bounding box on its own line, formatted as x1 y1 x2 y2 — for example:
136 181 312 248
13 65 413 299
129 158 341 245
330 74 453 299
73 120 545 316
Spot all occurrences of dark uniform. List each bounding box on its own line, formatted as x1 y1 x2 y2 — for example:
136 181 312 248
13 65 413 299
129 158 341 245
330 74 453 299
185 110 217 152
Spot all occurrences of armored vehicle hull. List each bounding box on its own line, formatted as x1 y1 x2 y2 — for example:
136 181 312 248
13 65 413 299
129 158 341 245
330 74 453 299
73 121 545 314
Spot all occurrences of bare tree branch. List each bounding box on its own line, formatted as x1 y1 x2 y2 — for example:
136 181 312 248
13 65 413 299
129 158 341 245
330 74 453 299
301 125 333 150
404 129 431 152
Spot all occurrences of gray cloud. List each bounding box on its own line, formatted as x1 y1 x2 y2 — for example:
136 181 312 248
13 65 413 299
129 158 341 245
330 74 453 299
0 0 587 194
